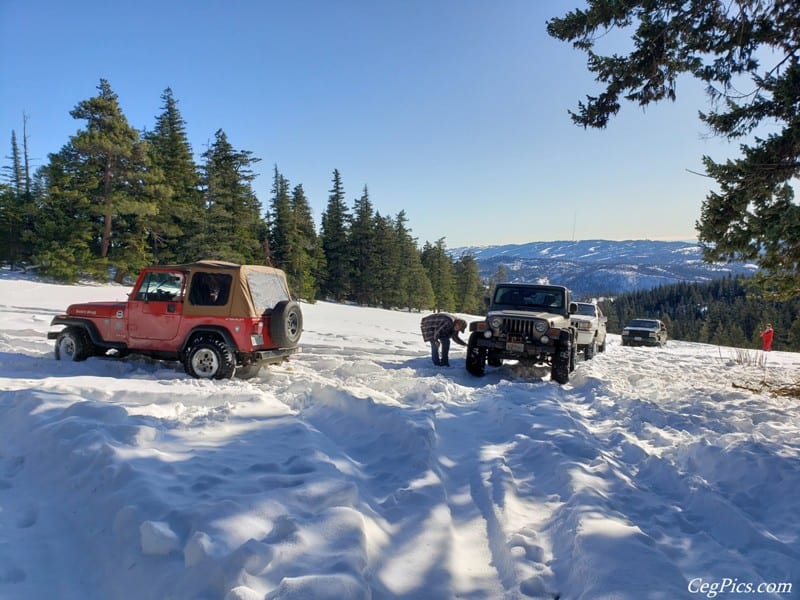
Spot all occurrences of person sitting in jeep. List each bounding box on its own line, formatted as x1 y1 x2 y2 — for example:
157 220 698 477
190 273 230 306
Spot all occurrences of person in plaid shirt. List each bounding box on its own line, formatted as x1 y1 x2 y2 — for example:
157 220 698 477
420 313 467 366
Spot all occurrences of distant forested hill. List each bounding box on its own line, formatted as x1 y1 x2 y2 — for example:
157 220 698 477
599 276 800 352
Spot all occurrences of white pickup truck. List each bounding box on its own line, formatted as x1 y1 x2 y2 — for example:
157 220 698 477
571 302 608 359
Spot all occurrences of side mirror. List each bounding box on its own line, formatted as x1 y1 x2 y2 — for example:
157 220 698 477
568 302 578 314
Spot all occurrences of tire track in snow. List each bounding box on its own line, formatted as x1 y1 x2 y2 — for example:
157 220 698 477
271 347 526 597
277 345 572 598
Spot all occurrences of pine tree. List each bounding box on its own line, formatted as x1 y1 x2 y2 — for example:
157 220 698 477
1 131 29 266
350 185 379 305
408 261 436 311
421 238 456 312
3 131 26 196
394 211 433 311
21 113 31 198
786 316 800 350
453 253 485 314
267 168 321 300
199 129 264 264
32 79 161 280
144 88 204 264
371 212 401 308
0 183 13 265
268 166 293 270
290 183 322 302
319 169 351 301
72 81 160 265
29 146 97 281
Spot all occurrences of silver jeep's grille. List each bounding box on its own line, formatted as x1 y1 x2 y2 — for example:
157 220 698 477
502 318 540 338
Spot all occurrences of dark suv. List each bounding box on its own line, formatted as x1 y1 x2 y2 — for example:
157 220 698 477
48 261 303 379
621 318 667 347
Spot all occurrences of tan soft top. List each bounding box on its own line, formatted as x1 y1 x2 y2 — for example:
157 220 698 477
155 261 290 317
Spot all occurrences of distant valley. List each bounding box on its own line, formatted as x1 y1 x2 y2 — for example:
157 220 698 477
451 239 757 299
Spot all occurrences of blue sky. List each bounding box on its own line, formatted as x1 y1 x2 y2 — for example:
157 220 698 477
1 0 736 248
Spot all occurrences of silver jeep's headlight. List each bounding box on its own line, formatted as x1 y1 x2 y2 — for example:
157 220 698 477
534 321 547 333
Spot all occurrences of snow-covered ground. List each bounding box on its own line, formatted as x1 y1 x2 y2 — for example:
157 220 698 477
0 271 798 600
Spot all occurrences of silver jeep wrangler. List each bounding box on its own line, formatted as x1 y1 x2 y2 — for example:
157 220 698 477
466 283 577 383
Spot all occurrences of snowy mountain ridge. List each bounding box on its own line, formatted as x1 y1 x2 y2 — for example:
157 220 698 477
451 239 757 298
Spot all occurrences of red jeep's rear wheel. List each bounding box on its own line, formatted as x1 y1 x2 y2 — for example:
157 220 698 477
184 338 236 379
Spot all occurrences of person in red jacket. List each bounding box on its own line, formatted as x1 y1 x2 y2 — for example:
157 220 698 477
760 323 774 351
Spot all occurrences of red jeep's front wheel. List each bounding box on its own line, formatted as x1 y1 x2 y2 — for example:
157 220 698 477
55 327 90 362
184 338 236 379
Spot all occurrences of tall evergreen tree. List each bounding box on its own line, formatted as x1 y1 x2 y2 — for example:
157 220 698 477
390 211 412 309
407 259 436 311
371 211 400 308
32 79 161 279
144 88 204 264
453 253 485 314
3 131 26 196
199 129 264 264
319 169 351 301
1 131 30 266
350 185 379 305
71 80 160 264
21 113 31 198
289 183 322 302
394 211 434 311
786 316 800 350
421 238 456 312
0 183 13 265
268 166 293 270
29 146 97 281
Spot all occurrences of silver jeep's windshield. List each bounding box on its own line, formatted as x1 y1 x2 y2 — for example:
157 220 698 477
493 286 564 310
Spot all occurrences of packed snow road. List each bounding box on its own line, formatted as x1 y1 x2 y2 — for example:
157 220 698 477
0 276 798 599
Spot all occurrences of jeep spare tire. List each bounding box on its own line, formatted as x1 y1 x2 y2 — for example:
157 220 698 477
270 301 303 348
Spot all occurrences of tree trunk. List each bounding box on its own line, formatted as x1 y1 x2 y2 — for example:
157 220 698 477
99 156 114 257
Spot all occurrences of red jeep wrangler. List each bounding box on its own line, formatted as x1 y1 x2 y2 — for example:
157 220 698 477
48 261 303 379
